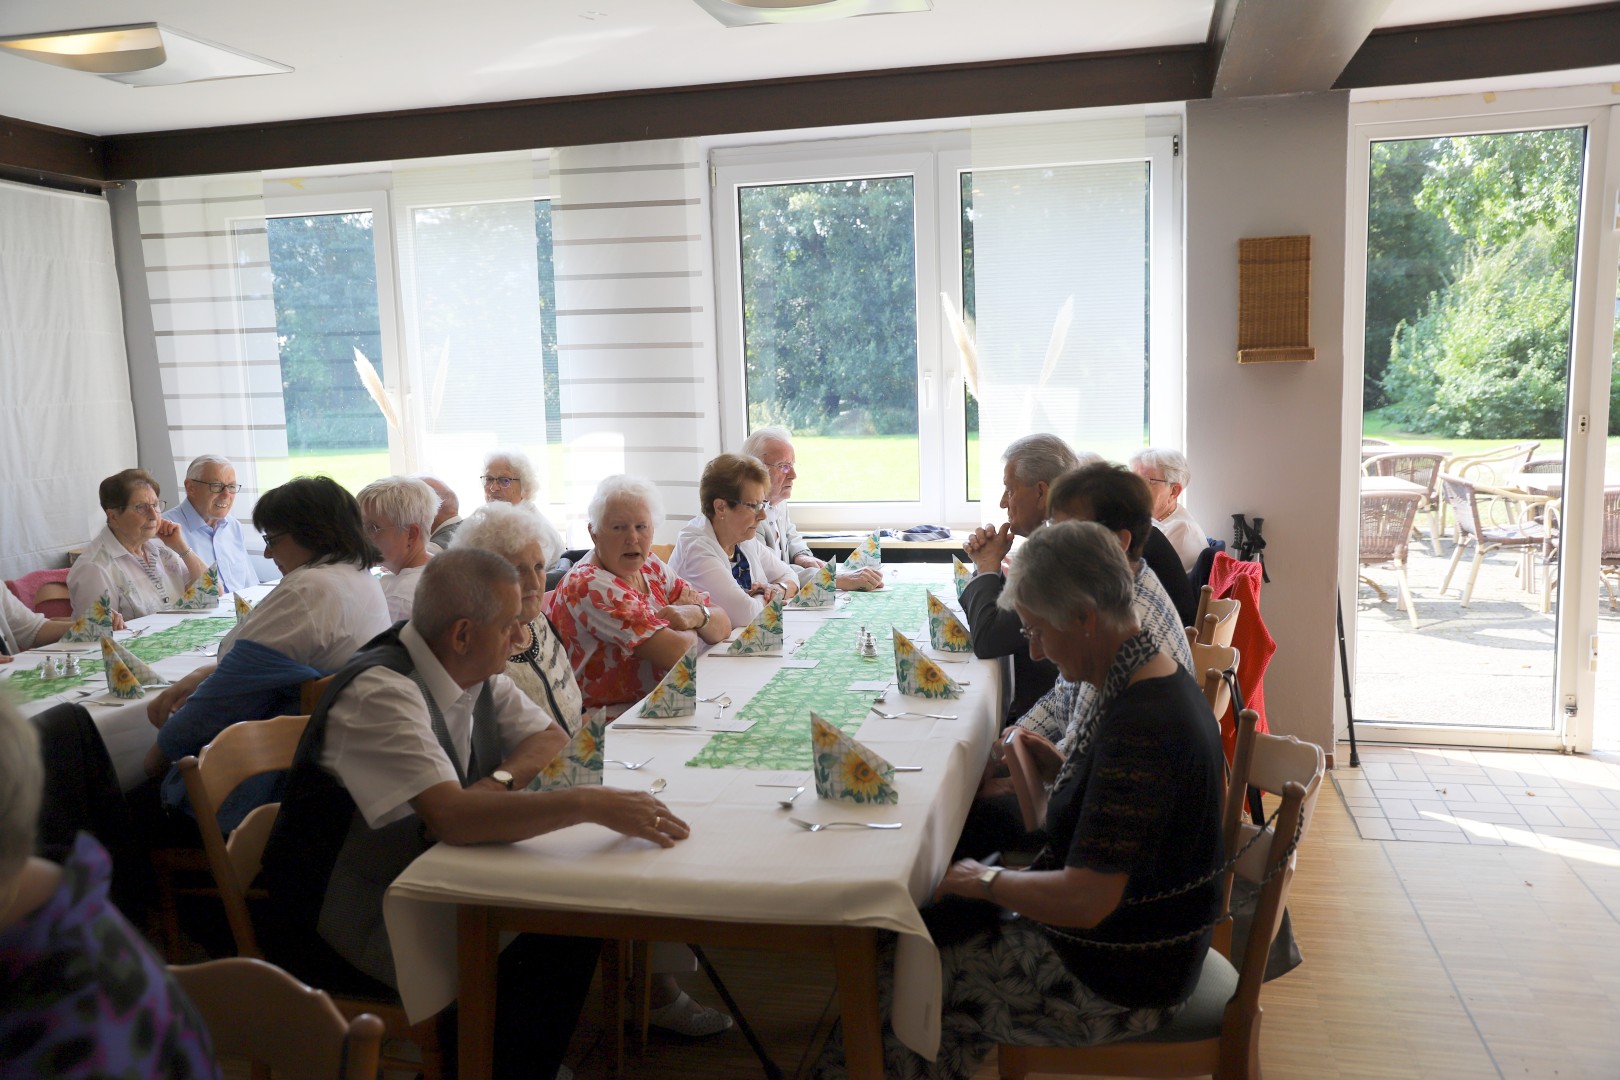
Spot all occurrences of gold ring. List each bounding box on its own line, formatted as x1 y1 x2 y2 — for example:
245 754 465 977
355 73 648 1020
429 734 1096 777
654 816 662 829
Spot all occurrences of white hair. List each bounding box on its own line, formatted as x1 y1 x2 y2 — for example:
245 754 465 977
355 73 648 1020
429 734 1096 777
453 501 564 570
1004 434 1081 486
483 449 539 498
1130 447 1191 488
184 454 234 481
587 474 664 532
357 475 440 533
0 698 42 890
998 520 1136 634
741 425 793 461
411 548 519 641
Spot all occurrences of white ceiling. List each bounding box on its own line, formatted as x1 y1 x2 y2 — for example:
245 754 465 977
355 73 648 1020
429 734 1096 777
0 0 1603 137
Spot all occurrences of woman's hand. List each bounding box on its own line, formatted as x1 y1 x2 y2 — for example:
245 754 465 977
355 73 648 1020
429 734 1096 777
155 518 189 554
145 665 213 727
109 612 127 630
654 604 706 631
933 858 993 903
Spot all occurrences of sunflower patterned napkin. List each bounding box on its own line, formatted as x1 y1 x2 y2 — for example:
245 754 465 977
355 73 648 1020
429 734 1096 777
233 593 254 624
926 592 972 653
100 637 146 699
811 711 898 805
726 597 784 655
638 643 699 718
173 564 223 611
892 627 963 699
531 709 607 791
62 593 117 642
952 556 972 599
100 635 166 689
844 531 882 571
790 558 837 608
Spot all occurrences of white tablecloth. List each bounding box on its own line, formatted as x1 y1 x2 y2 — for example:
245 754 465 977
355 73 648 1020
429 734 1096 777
384 567 1000 1059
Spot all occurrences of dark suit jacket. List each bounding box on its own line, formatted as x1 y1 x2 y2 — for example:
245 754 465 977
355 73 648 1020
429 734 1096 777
959 571 1057 725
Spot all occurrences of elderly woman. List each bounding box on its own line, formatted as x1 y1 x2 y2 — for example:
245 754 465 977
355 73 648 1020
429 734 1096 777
814 521 1224 1080
0 698 220 1077
453 502 582 734
358 475 440 620
482 448 540 513
1130 447 1207 573
545 475 731 712
670 453 799 627
68 468 206 621
143 476 392 831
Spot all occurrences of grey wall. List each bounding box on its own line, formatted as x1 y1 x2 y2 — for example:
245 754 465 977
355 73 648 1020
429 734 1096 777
1184 91 1350 755
107 182 177 501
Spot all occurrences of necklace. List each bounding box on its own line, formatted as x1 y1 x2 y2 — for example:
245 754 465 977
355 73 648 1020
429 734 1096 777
509 621 541 665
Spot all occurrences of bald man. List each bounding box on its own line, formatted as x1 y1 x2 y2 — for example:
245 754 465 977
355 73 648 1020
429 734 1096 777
419 475 462 549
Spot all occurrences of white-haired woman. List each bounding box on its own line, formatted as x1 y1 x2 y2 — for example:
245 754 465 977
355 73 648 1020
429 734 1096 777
544 475 731 712
1130 448 1206 572
454 502 583 734
358 475 440 621
481 449 540 513
0 698 221 1077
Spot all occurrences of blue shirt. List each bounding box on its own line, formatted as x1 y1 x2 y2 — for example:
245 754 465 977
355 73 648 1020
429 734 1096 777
164 498 260 593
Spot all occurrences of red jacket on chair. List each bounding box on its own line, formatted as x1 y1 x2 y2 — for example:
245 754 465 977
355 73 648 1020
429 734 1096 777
1206 552 1273 764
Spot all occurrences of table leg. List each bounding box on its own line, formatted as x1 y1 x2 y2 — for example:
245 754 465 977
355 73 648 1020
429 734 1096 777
832 928 884 1080
456 905 499 1080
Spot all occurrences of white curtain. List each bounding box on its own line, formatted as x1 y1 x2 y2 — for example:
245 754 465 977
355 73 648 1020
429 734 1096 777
0 181 135 580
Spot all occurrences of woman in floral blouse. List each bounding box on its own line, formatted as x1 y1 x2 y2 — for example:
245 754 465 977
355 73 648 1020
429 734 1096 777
545 474 733 712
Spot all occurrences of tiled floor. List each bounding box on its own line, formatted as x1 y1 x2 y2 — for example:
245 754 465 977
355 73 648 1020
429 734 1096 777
1332 744 1620 851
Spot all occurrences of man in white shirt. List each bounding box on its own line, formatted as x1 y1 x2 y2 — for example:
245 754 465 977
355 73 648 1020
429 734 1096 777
0 587 69 657
357 476 438 621
262 549 686 1080
163 455 260 593
740 425 882 591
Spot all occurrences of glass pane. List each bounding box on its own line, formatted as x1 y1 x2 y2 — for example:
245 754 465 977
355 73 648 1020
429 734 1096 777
1598 250 1620 750
961 171 980 503
1357 128 1586 734
738 177 919 503
263 212 387 493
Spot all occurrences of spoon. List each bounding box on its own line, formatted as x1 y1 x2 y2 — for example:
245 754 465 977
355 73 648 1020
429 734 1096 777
649 777 668 794
777 784 806 808
790 817 902 832
698 693 732 704
605 757 653 770
870 708 958 720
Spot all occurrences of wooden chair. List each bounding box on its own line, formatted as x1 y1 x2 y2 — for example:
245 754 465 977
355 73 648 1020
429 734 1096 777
1357 489 1423 630
299 674 336 713
1190 641 1240 719
996 709 1324 1080
1362 449 1448 556
650 542 676 563
1437 473 1552 606
1187 585 1239 648
1002 728 1051 832
170 957 383 1080
177 715 447 1080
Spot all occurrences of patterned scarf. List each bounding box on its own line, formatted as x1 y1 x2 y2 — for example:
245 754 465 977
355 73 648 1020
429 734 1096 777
1050 627 1159 793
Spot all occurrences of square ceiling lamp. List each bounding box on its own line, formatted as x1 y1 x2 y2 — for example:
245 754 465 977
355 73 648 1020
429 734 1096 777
0 22 291 86
692 0 932 29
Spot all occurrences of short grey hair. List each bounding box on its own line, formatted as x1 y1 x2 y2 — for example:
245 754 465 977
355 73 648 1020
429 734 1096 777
998 520 1136 633
411 548 519 641
0 697 42 890
453 502 565 570
741 425 793 461
483 449 538 498
416 475 459 518
184 454 234 481
1130 447 1191 489
587 474 664 532
357 475 440 534
1004 434 1082 486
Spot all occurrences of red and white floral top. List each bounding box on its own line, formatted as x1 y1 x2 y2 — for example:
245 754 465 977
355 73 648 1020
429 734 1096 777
544 553 710 710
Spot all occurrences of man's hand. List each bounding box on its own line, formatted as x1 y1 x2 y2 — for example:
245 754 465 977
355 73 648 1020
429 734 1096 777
835 567 884 592
584 788 690 849
964 522 1014 576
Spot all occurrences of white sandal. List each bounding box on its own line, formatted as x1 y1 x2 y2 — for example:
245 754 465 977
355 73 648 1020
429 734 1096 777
647 990 734 1038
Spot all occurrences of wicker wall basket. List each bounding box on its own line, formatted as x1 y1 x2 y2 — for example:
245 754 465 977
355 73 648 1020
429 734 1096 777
1237 235 1315 364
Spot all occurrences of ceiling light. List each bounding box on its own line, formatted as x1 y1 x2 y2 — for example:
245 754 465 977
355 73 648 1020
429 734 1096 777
0 23 291 86
692 0 931 28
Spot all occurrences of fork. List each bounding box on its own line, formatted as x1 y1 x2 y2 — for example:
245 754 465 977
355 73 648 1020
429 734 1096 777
789 817 902 831
605 757 654 770
870 708 958 720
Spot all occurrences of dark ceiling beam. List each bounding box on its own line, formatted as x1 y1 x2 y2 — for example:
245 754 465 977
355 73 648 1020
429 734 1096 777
1338 2 1620 89
0 114 104 189
1208 0 1393 98
100 46 1210 181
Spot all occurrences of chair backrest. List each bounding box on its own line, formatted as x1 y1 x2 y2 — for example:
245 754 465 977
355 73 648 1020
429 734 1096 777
8 567 72 616
300 675 336 714
1438 473 1484 540
1190 585 1239 647
1361 451 1447 498
1189 642 1239 718
170 957 384 1080
1002 728 1049 833
1601 487 1620 562
1357 490 1422 565
1451 440 1541 485
650 543 676 563
1519 456 1563 475
177 714 311 958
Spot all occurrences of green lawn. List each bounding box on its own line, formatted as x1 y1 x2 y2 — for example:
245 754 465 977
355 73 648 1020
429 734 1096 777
1362 416 1620 481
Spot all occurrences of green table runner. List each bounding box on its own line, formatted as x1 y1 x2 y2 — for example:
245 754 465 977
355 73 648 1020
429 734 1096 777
3 618 233 704
685 583 946 771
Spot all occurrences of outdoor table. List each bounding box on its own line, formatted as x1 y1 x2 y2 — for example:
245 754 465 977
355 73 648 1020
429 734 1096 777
1359 475 1425 497
1508 471 1563 498
383 566 1002 1080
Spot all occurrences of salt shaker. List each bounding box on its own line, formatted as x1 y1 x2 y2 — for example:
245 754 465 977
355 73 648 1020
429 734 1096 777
40 657 59 680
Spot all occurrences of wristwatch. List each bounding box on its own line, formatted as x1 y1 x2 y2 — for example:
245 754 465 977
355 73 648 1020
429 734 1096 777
977 865 1003 897
491 769 515 791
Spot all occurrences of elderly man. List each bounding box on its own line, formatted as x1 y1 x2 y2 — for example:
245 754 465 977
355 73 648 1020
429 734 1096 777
419 475 462 548
959 434 1091 723
163 454 260 592
262 549 686 1080
358 476 439 621
741 425 882 591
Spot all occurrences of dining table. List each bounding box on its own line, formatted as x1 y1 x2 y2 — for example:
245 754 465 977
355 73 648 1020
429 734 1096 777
382 564 1003 1080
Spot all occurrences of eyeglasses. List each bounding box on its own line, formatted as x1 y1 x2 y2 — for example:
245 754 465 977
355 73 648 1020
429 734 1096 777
1142 477 1171 486
765 460 795 474
123 501 166 516
732 499 769 514
1018 624 1044 643
364 522 399 537
481 475 519 489
260 532 286 549
191 480 242 494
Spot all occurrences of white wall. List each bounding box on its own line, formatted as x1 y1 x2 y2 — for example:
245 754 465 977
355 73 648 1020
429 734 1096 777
1184 91 1350 754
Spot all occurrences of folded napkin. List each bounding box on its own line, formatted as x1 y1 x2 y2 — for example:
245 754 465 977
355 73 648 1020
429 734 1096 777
100 635 166 689
173 564 223 610
953 556 972 599
62 593 117 643
233 593 254 624
727 596 784 655
927 592 972 653
100 637 146 699
811 711 898 805
531 709 607 791
639 643 698 718
893 627 962 699
790 557 837 608
844 531 882 571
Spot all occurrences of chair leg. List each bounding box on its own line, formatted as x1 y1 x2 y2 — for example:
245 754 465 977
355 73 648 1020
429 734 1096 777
1461 546 1487 607
1396 562 1419 631
1427 507 1443 557
1358 574 1388 604
1441 538 1469 595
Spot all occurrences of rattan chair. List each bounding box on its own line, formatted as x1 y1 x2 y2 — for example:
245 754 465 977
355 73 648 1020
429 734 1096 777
1358 489 1423 630
1362 449 1448 556
1601 488 1620 613
1437 473 1551 607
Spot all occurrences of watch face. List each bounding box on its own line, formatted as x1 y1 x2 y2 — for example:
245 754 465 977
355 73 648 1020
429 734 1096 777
492 770 514 789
